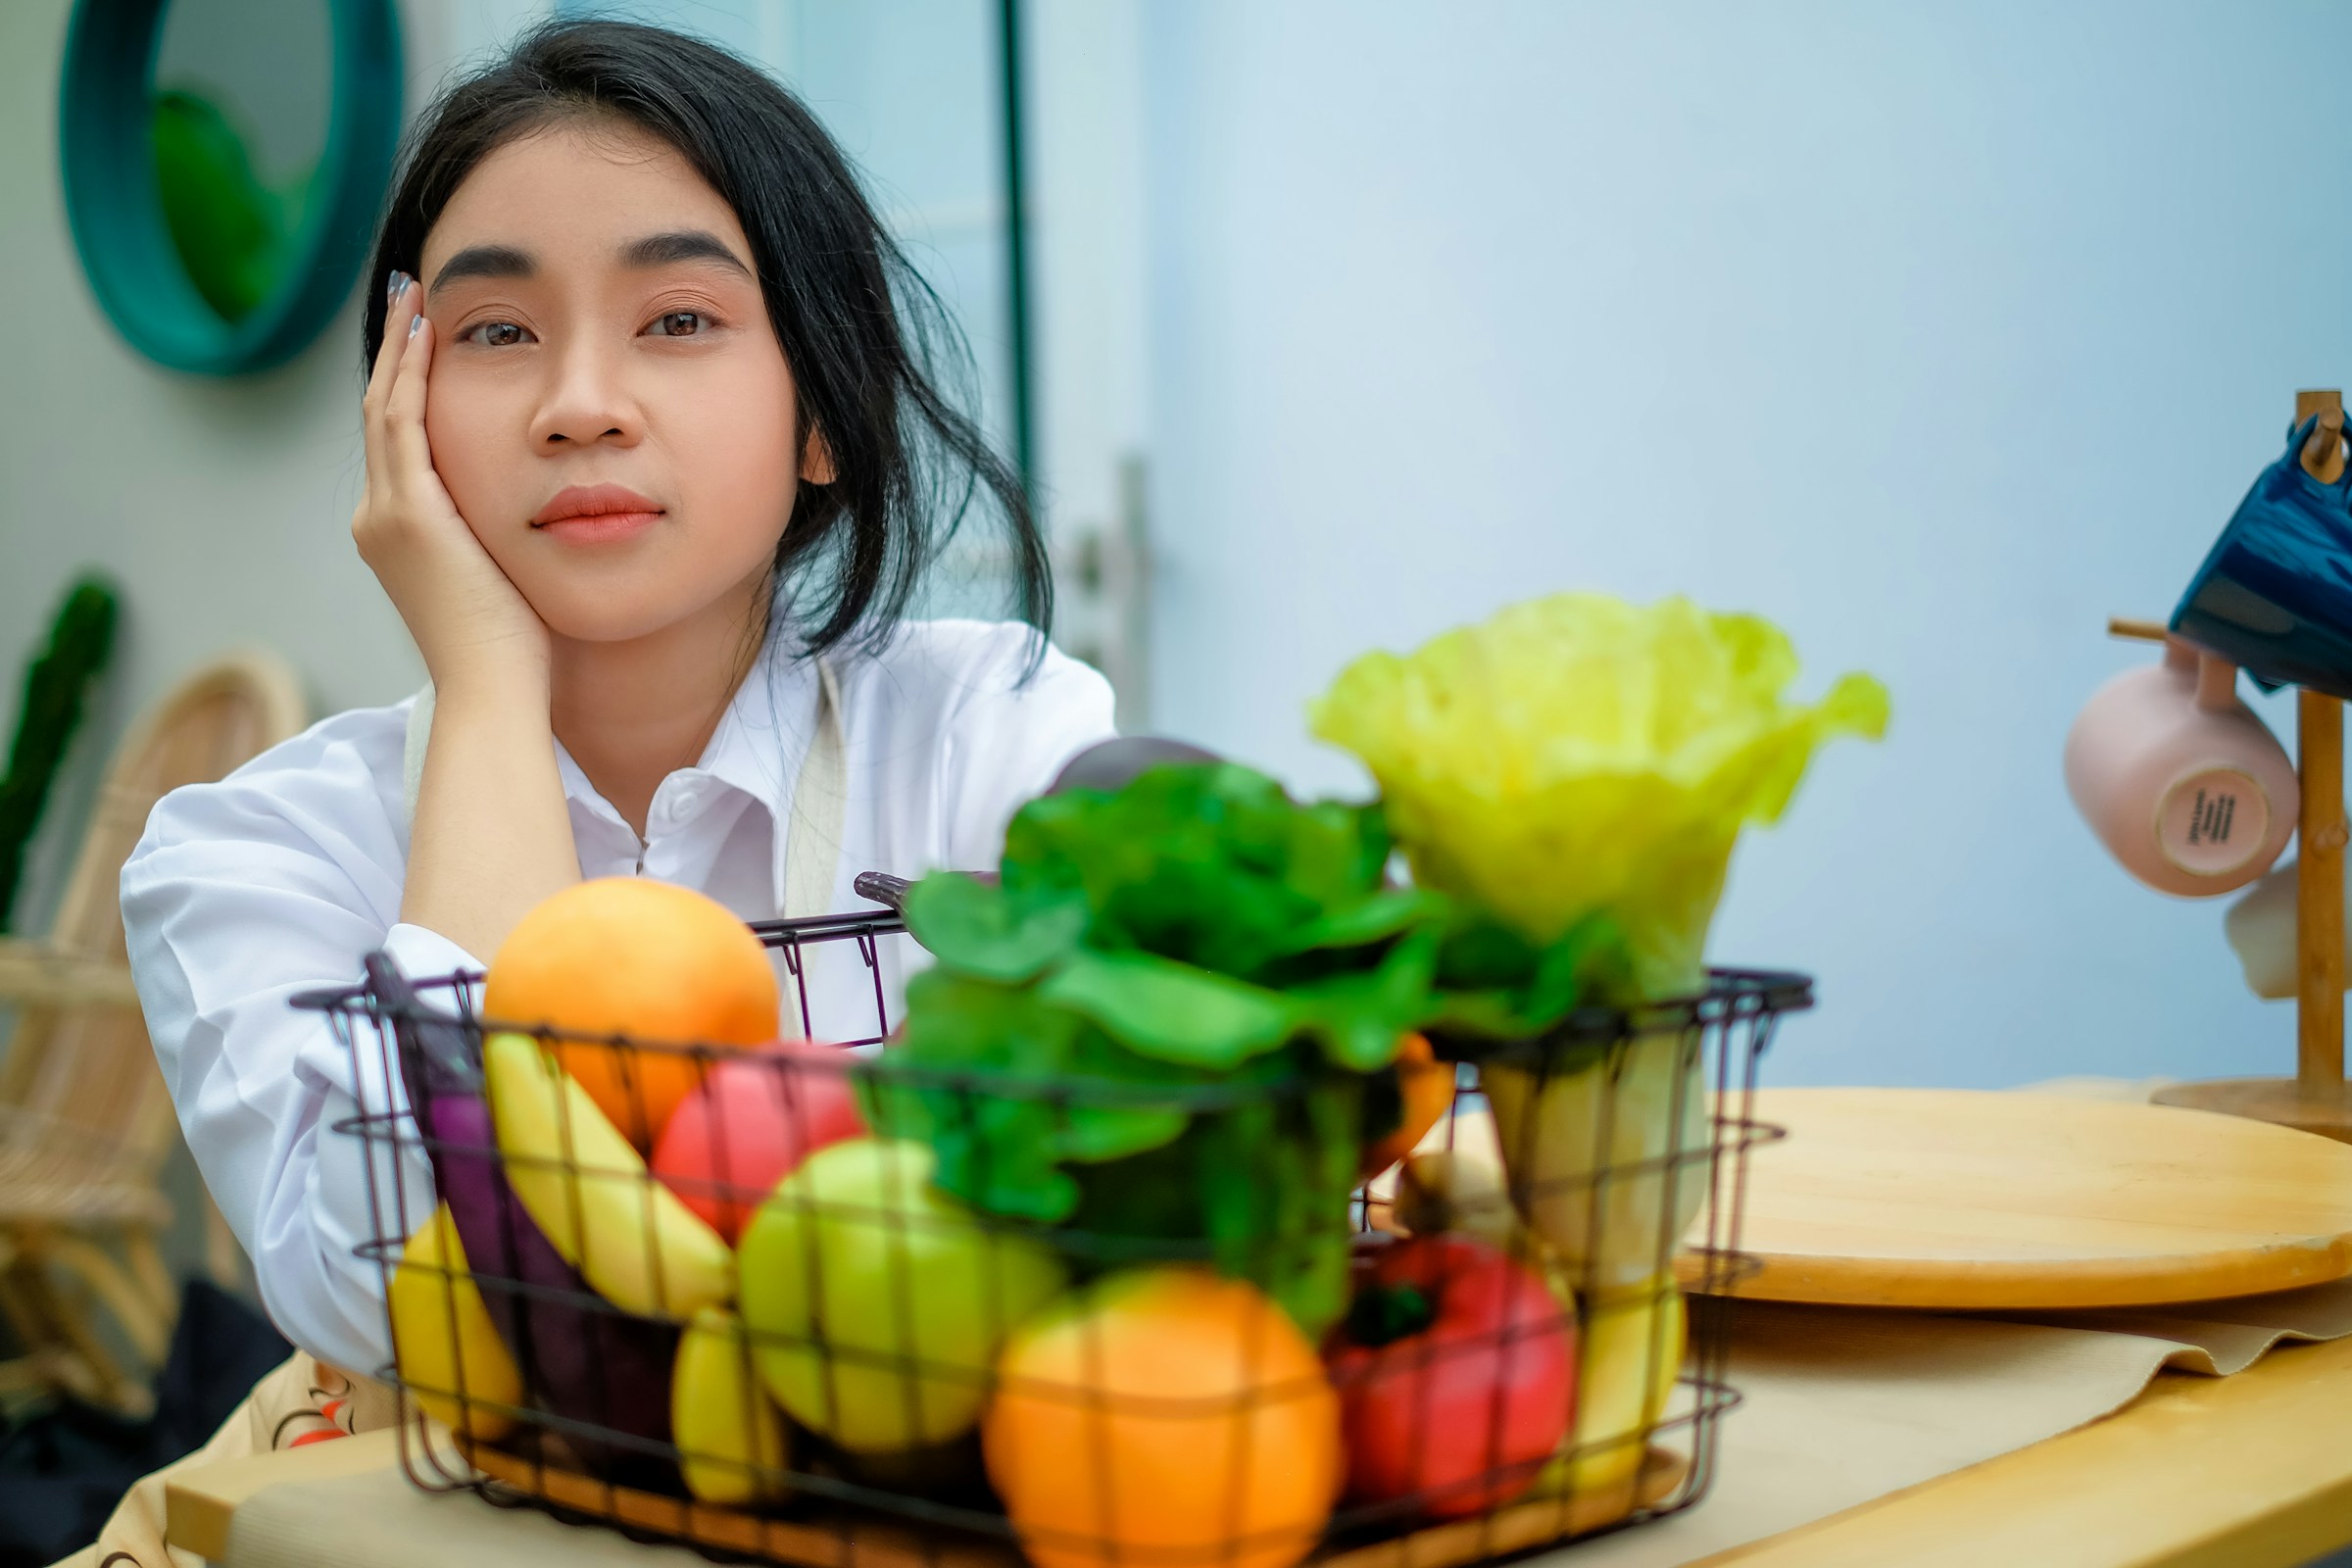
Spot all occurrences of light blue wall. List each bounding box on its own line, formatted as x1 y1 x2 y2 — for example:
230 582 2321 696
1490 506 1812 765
1135 1 2352 1089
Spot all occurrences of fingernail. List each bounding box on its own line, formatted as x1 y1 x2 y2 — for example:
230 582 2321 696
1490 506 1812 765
408 314 422 338
386 270 409 308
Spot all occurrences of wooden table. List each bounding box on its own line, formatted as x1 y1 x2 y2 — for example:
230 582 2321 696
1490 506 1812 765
1695 1333 2352 1568
168 1336 2352 1568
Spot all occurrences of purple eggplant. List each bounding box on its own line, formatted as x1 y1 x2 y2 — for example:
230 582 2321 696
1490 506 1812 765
368 954 681 1488
1049 735 1221 794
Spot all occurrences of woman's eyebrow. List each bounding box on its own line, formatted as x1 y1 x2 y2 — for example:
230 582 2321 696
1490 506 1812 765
619 229 753 278
428 243 535 297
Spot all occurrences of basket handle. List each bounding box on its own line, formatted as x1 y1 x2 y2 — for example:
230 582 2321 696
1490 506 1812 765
364 949 483 1106
852 870 1004 917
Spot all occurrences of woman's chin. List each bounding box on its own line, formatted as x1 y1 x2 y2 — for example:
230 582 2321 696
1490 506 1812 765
524 583 763 650
530 597 708 647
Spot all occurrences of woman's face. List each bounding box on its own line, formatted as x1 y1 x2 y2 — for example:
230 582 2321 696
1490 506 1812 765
416 120 809 645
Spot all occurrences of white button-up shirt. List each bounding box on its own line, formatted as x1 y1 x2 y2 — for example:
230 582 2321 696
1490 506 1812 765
120 619 1115 1373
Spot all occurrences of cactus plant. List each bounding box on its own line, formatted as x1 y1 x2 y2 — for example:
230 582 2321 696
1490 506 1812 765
0 576 119 932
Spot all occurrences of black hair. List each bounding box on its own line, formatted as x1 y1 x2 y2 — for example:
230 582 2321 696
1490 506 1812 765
359 19 1050 662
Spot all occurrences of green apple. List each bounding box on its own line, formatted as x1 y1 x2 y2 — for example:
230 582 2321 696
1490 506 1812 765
738 1138 1067 1453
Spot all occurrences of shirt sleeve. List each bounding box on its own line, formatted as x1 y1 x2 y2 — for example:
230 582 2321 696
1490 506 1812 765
120 712 467 1374
937 628 1120 869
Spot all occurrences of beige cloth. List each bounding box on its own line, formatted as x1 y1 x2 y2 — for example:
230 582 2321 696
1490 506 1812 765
104 1055 2339 1563
191 1278 2352 1568
1560 1281 2352 1566
229 1464 717 1568
52 1353 398 1568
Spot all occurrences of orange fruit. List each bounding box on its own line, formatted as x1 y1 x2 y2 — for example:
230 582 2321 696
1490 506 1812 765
1360 1033 1453 1179
484 879 779 1146
984 1268 1340 1568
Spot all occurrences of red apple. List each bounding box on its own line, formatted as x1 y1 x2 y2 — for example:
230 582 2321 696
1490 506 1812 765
652 1040 866 1242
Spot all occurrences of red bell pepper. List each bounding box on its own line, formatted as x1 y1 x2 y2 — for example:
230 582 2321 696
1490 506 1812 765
1325 1233 1575 1517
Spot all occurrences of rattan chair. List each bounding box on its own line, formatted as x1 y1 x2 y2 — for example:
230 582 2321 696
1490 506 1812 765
0 650 305 1413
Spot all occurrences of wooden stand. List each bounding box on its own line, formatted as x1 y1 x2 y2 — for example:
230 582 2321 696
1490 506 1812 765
2152 389 2352 1143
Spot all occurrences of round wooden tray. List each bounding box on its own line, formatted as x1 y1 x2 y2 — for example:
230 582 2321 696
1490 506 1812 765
1697 1088 2352 1309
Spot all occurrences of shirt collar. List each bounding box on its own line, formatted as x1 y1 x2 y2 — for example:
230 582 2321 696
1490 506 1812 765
549 632 822 911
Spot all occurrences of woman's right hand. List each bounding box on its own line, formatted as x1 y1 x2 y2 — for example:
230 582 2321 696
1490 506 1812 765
355 273 550 700
366 272 581 956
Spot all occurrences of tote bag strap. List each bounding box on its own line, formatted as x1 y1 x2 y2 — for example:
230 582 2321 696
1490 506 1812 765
399 660 847 920
781 659 847 920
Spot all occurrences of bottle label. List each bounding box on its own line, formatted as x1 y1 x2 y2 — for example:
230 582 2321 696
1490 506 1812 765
2157 768 2269 876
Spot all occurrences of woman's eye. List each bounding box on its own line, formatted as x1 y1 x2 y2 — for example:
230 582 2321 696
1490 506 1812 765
462 320 531 348
650 311 709 338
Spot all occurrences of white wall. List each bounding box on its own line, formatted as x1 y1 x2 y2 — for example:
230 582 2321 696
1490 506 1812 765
0 0 524 1284
13 1 2349 1095
1133 1 2352 1089
0 0 563 745
0 0 471 933
0 0 1029 925
1026 0 1151 547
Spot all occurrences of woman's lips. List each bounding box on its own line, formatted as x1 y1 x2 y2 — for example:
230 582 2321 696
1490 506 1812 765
531 483 665 544
535 510 662 544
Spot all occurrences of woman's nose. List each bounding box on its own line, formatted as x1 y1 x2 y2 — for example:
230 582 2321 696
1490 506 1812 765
531 342 643 449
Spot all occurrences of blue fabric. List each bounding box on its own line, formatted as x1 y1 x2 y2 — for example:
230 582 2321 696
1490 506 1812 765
2173 415 2352 698
0 1280 289 1564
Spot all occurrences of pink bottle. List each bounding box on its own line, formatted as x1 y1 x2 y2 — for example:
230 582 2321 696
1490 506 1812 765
2065 638 2298 897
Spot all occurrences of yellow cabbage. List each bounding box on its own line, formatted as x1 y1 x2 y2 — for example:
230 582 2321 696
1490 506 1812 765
1310 593 1888 998
1484 1029 1710 1289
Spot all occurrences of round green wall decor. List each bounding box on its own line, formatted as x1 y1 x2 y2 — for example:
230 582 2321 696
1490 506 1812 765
59 0 402 375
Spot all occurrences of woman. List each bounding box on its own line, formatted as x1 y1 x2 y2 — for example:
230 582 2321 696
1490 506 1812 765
86 20 1112 1563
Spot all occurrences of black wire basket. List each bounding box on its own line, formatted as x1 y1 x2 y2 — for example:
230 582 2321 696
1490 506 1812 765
300 877 1801 1568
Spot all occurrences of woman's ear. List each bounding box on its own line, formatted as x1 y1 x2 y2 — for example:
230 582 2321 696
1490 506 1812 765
800 426 838 485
